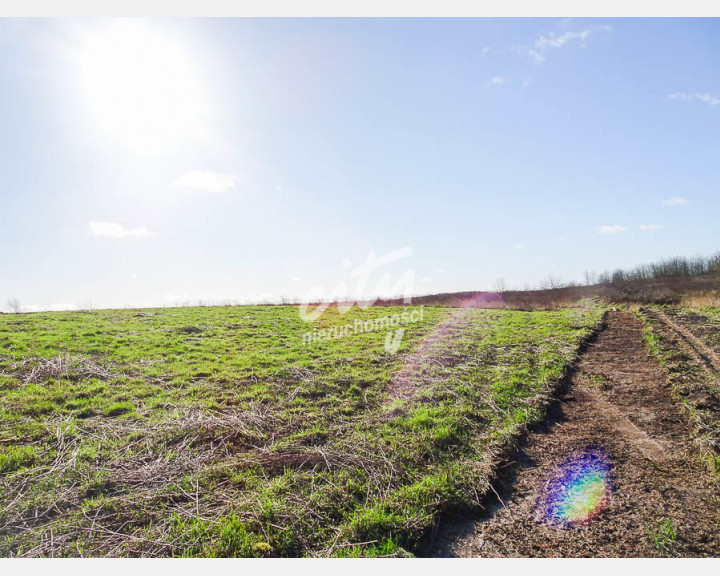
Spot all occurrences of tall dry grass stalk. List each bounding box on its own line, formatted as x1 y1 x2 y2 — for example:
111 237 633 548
682 293 720 311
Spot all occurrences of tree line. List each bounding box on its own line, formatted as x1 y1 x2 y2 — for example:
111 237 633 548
585 252 720 286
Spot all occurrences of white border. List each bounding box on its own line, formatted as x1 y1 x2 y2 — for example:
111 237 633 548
1 0 720 17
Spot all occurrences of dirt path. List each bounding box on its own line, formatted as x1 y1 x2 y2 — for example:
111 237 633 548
427 311 720 557
388 308 474 401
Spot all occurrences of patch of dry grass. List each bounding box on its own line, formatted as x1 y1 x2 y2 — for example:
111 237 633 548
682 293 720 311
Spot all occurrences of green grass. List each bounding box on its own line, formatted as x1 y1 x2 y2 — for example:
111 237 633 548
0 444 38 474
0 302 604 557
647 517 678 556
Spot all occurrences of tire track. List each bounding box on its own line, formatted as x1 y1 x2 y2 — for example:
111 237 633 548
645 308 720 376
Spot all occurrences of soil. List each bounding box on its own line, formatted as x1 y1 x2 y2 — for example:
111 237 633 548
645 308 720 374
425 311 720 557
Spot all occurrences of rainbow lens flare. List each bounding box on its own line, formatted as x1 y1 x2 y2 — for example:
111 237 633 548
538 447 614 526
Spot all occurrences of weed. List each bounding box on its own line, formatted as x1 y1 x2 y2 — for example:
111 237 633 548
647 517 678 555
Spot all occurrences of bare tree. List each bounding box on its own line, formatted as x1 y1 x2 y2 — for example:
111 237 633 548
493 278 509 294
539 275 564 290
6 298 22 314
583 270 598 286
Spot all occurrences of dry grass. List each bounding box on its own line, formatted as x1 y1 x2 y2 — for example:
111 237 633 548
12 354 120 385
682 293 720 311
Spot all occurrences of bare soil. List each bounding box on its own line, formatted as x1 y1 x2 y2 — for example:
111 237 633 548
426 311 720 557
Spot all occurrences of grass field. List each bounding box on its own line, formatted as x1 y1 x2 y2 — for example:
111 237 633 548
0 303 604 557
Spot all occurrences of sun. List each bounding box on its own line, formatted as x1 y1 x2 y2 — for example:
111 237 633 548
76 20 207 156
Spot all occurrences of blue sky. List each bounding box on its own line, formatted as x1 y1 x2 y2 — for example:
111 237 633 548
1 17 719 310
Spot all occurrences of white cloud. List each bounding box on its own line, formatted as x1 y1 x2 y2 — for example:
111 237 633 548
536 29 593 50
526 50 545 65
667 92 720 106
696 93 720 106
481 46 491 57
661 197 689 206
667 92 693 102
595 225 626 235
490 76 506 85
89 221 153 238
522 26 612 65
175 170 237 193
639 224 663 232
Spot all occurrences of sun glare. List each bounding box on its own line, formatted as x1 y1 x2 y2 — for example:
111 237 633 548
77 20 206 156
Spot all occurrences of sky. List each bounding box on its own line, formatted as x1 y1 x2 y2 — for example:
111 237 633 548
1 17 719 311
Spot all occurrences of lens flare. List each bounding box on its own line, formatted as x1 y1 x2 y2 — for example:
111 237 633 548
538 447 614 526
